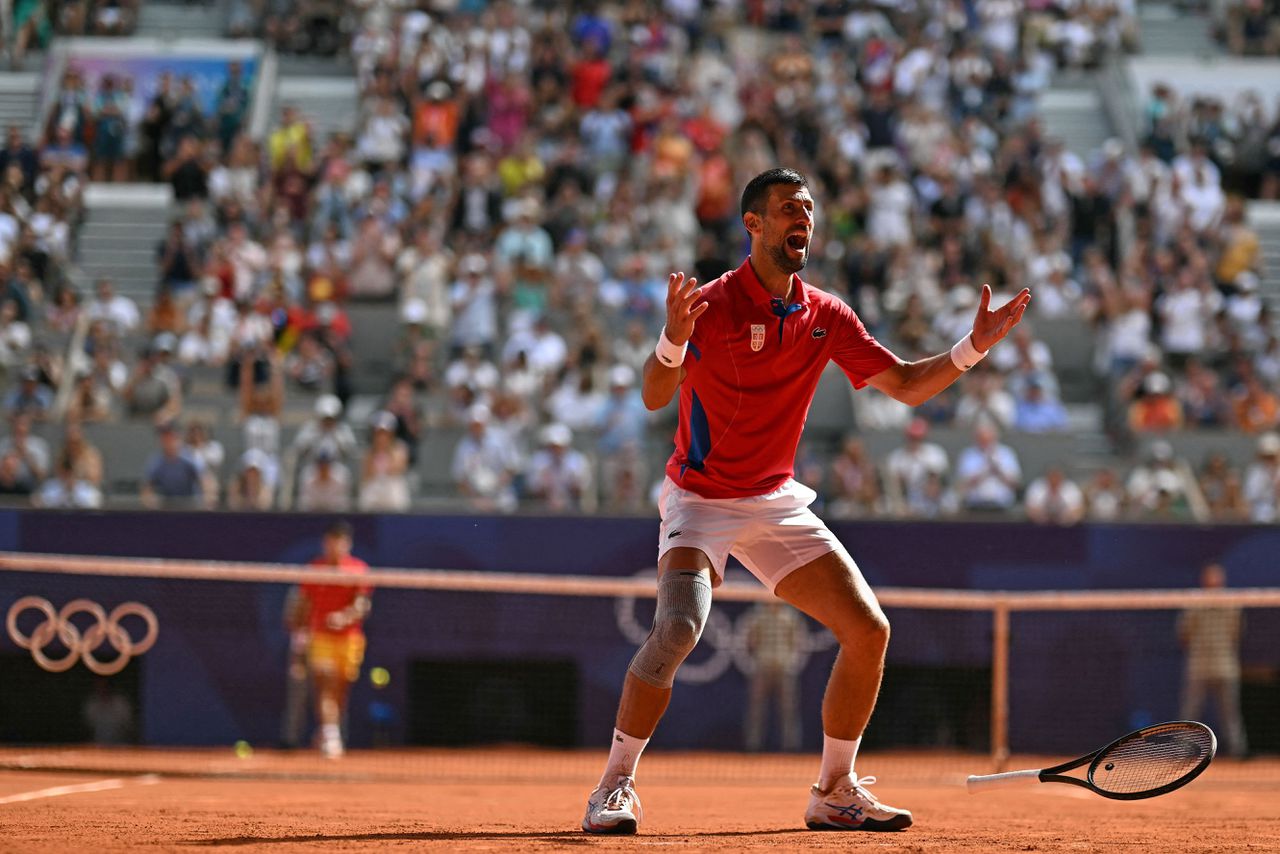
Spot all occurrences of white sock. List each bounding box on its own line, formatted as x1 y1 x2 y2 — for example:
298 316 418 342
322 723 341 743
600 728 649 787
817 734 861 791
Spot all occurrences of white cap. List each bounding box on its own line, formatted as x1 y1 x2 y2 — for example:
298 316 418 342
466 403 491 424
540 422 572 447
1258 432 1280 456
370 410 397 432
609 364 636 388
401 298 427 324
1235 271 1260 293
1143 372 1172 395
315 394 343 419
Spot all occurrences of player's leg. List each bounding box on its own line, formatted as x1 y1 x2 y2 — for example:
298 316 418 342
584 546 715 834
772 547 911 831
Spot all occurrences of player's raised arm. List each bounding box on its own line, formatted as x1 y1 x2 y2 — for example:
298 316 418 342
641 272 709 410
866 284 1030 406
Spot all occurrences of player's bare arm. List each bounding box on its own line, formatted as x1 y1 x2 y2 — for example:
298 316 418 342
641 272 709 410
867 284 1031 406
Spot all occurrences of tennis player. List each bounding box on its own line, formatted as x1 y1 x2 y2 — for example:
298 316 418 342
583 168 1030 834
288 520 372 759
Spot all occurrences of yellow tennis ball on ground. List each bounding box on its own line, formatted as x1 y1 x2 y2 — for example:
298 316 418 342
234 740 253 759
370 666 390 688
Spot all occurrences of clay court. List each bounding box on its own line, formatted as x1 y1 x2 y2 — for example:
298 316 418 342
1 749 1276 853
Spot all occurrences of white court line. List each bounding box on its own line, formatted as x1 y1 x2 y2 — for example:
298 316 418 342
0 774 160 805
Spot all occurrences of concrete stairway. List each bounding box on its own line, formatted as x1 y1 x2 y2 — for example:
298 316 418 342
1136 1 1220 57
135 2 227 39
0 74 41 134
77 184 174 304
273 77 360 140
1038 71 1115 159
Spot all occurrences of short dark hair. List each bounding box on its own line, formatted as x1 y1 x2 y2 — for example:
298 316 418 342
740 168 808 219
324 520 353 540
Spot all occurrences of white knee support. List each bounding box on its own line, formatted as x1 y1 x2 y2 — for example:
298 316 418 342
627 570 713 688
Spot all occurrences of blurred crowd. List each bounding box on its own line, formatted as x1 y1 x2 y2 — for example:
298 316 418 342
0 0 1277 524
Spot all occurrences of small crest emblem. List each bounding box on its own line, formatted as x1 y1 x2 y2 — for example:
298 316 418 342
750 324 766 351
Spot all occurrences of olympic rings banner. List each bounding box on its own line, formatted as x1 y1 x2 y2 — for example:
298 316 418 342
0 509 1278 753
6 596 158 676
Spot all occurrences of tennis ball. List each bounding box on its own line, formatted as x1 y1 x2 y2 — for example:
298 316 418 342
234 740 253 759
370 666 390 688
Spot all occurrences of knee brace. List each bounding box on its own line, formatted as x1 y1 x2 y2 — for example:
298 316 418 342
627 570 713 688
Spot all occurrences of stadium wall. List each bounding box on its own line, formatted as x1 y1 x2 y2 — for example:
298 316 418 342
0 511 1276 754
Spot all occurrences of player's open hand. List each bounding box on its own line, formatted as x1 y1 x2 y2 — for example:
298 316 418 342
971 284 1031 352
665 272 709 346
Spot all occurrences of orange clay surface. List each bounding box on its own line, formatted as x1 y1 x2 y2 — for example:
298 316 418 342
0 749 1276 853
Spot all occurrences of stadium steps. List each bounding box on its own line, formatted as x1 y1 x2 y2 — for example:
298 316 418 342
0 74 40 132
272 77 360 141
1135 2 1219 57
1248 202 1280 323
135 2 227 39
1038 72 1114 158
77 184 174 303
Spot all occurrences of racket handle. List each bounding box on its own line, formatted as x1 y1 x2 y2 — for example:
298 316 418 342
966 769 1041 793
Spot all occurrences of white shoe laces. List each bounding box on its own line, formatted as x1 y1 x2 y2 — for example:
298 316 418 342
603 781 635 811
851 775 880 800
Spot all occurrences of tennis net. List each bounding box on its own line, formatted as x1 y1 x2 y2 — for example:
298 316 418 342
1 551 1277 786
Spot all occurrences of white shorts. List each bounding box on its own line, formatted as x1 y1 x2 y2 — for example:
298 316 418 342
657 477 844 592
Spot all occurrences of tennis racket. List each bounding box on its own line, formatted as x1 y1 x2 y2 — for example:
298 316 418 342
967 721 1216 800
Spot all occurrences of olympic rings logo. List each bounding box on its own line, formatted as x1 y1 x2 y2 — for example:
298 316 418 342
614 570 836 685
6 597 158 676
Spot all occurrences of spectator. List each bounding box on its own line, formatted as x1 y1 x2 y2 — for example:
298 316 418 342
0 413 50 484
1128 372 1185 433
1242 431 1280 522
296 447 352 512
58 422 103 488
886 418 950 515
1199 452 1248 521
122 345 182 424
824 434 881 519
1083 467 1127 520
1231 375 1280 433
141 422 205 509
183 420 224 499
0 452 34 499
1024 466 1086 525
33 457 102 509
452 404 520 513
358 411 410 511
955 421 1023 512
3 364 54 421
955 369 1016 430
85 278 139 335
1127 440 1194 517
238 348 284 491
289 394 359 491
525 422 592 512
1013 377 1069 433
1178 563 1248 758
226 448 275 511
382 377 423 465
285 332 335 393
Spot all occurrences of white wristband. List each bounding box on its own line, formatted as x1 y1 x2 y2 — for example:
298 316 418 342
950 332 988 371
655 327 688 368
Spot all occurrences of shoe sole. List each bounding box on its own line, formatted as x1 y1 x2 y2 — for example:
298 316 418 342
806 816 913 832
583 819 638 835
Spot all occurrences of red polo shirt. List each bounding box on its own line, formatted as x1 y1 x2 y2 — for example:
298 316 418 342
665 260 898 498
301 555 371 638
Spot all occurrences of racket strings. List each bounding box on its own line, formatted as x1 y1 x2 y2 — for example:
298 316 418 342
1089 724 1215 795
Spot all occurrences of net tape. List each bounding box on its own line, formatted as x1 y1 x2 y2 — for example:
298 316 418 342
2 551 1280 610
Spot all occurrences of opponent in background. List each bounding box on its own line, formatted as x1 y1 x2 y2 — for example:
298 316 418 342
287 520 371 758
583 168 1030 834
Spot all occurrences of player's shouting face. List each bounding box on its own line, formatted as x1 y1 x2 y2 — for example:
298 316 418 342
746 184 815 275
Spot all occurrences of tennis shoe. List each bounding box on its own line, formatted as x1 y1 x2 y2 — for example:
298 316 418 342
805 775 912 831
582 775 642 834
319 728 344 760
